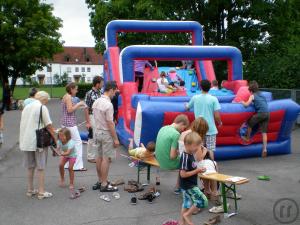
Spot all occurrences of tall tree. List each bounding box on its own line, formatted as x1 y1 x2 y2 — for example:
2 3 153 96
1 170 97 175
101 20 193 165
0 0 63 94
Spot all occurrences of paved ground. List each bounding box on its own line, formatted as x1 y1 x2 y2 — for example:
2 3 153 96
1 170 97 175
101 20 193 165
0 99 300 225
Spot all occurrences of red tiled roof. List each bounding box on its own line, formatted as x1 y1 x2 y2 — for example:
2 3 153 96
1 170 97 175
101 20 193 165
51 47 103 65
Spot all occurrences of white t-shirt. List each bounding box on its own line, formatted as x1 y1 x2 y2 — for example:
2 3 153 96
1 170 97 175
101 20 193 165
197 159 217 174
157 78 169 92
19 100 52 151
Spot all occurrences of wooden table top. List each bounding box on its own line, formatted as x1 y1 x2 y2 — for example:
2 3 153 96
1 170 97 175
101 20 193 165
130 156 160 167
199 172 249 185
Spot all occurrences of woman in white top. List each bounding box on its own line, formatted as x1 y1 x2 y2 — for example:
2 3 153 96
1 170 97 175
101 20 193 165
179 117 219 201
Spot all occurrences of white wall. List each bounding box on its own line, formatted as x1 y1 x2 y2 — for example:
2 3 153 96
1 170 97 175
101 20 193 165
13 63 103 85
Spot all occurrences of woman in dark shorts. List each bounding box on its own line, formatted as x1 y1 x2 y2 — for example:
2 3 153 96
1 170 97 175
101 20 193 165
242 81 269 158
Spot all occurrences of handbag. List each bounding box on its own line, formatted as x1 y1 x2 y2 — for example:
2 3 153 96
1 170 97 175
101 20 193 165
36 105 52 148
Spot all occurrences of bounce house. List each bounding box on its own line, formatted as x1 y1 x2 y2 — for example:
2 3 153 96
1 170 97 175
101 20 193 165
102 20 300 160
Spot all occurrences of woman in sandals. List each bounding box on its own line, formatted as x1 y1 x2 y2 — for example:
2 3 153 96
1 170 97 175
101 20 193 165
61 83 87 171
19 91 57 200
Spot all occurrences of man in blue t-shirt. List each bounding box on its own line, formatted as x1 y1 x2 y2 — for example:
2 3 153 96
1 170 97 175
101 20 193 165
185 80 222 152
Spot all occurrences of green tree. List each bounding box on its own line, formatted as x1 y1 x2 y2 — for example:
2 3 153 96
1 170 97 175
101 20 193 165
0 0 63 96
54 72 69 86
245 0 300 88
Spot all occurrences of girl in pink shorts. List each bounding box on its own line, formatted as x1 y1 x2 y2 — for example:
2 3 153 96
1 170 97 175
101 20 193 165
56 128 77 192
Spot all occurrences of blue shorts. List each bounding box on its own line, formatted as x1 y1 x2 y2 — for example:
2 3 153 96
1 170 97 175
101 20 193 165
182 186 208 209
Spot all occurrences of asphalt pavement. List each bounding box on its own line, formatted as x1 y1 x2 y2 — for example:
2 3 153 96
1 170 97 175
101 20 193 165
0 99 300 225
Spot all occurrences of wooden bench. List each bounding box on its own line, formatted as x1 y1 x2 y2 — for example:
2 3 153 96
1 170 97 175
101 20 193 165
199 172 249 215
130 156 160 184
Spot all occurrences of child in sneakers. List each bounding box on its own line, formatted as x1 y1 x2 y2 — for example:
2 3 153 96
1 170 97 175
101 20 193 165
241 81 269 157
179 132 208 225
56 128 79 198
128 138 155 159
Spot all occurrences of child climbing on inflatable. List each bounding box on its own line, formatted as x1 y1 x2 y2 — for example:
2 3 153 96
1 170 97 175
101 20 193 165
241 81 269 158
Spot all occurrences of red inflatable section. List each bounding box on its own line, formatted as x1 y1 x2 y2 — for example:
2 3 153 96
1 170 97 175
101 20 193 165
108 47 121 86
222 80 248 94
203 60 216 81
120 82 137 129
141 67 159 93
162 110 285 145
163 112 195 126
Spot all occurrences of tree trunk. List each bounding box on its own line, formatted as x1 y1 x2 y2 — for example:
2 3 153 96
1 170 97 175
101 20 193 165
10 76 17 95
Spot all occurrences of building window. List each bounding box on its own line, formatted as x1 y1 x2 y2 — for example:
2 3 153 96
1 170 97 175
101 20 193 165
75 67 79 72
64 55 71 62
87 77 91 82
32 77 37 82
81 67 85 72
47 65 52 72
87 67 91 72
67 67 72 73
67 77 72 82
46 77 51 84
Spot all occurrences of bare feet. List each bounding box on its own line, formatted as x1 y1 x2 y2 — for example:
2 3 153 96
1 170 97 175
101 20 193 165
59 181 66 188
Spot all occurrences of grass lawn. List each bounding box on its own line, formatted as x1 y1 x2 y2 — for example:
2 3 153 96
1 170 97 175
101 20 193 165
0 86 65 99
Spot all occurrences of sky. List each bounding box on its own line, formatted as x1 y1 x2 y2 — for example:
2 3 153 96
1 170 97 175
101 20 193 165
45 0 95 47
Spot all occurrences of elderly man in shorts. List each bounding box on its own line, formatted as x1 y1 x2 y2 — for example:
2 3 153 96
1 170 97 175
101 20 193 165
92 81 119 192
19 91 57 199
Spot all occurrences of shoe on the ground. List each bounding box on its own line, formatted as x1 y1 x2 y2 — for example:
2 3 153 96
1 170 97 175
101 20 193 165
147 193 155 203
130 195 137 205
128 180 138 186
100 183 118 192
111 178 125 186
173 188 181 195
209 204 230 213
204 215 221 225
92 181 101 190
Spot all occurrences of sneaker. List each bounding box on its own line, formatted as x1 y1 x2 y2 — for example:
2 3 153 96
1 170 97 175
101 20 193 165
173 188 181 195
92 181 101 190
209 204 230 213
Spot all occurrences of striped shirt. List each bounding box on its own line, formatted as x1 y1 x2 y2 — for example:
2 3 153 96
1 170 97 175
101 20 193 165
134 60 153 74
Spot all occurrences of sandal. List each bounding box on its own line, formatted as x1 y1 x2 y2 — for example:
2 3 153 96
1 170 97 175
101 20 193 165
74 168 87 172
78 186 86 193
69 189 80 199
128 180 138 186
204 215 221 225
111 178 125 186
37 191 53 200
100 183 118 192
26 189 38 197
100 194 111 202
262 150 267 158
112 192 120 200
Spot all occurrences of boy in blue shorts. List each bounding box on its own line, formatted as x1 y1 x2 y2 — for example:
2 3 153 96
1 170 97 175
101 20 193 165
179 132 208 225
